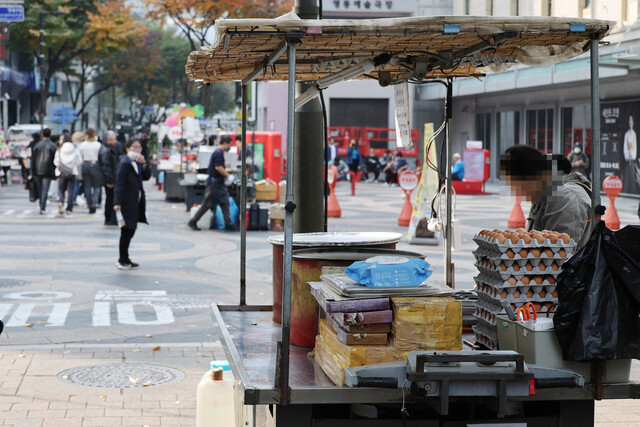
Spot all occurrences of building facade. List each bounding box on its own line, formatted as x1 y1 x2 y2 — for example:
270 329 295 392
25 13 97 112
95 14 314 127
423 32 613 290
415 0 640 196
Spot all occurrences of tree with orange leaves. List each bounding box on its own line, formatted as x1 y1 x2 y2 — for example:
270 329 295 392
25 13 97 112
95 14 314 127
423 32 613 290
145 0 292 116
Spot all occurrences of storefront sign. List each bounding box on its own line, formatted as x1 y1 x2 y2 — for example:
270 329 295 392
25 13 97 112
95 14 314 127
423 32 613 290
323 0 417 16
600 99 640 196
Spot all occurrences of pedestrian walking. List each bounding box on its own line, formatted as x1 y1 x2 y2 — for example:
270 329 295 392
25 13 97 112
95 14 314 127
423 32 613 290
114 137 151 270
54 134 82 216
99 130 120 226
79 128 104 214
31 128 57 214
71 131 85 206
346 139 363 175
187 135 238 231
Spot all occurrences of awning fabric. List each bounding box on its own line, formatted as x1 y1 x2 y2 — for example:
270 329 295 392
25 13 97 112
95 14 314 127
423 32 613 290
185 14 615 84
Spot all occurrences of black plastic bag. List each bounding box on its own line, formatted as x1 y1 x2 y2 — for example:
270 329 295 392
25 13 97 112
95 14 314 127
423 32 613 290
554 222 640 361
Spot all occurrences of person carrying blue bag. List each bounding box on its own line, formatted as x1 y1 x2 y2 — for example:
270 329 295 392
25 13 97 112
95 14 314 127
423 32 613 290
188 136 239 232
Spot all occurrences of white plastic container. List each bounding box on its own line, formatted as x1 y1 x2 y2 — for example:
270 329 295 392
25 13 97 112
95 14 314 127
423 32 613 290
196 361 236 427
190 205 212 230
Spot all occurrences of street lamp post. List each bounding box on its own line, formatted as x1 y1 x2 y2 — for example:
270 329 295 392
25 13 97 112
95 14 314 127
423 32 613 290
39 10 63 131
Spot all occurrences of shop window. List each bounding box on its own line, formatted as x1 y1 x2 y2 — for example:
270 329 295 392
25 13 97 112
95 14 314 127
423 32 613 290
561 105 592 156
526 108 553 153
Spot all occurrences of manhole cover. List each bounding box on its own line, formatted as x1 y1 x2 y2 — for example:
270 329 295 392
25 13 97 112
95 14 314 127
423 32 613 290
0 279 28 288
58 364 185 388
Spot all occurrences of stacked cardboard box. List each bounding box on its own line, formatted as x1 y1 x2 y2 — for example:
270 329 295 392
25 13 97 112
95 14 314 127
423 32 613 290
311 280 462 385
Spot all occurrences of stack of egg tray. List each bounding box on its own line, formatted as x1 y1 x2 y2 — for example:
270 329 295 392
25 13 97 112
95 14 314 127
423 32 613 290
472 232 576 350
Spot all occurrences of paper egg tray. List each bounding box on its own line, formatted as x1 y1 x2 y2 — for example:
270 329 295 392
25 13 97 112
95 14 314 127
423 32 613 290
473 247 571 263
474 307 498 326
474 261 562 280
476 281 558 304
474 280 558 313
473 324 498 350
474 272 559 289
473 234 576 253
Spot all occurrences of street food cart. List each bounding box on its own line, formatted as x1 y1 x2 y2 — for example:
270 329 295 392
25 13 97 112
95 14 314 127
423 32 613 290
185 14 640 425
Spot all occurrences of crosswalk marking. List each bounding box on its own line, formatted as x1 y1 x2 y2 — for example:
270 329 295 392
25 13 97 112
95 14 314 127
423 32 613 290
5 303 71 327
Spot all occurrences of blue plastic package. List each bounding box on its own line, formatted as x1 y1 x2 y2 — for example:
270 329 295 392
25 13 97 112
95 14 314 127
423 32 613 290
344 256 432 288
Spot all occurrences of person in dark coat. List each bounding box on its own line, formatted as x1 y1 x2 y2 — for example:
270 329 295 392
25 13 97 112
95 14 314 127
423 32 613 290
99 131 120 226
113 137 151 270
31 128 58 214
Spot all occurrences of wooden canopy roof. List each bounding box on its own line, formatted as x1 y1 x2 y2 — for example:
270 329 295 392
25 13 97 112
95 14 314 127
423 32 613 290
185 14 614 84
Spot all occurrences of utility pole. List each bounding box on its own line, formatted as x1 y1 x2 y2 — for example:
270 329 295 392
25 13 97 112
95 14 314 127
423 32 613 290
292 0 324 233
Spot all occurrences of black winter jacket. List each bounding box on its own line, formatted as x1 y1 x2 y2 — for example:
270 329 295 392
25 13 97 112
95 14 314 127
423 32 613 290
31 139 58 178
114 156 151 230
98 143 119 185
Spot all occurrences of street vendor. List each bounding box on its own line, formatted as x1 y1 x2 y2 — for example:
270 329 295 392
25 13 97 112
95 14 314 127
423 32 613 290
500 145 595 250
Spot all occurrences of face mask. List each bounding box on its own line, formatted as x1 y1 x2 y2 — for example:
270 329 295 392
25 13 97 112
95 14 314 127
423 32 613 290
127 151 139 161
574 148 581 154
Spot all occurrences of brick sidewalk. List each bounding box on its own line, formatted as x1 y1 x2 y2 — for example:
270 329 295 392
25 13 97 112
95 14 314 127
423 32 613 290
0 342 225 426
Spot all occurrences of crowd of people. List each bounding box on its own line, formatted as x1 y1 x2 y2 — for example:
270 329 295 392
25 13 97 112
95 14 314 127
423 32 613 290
27 127 150 270
327 138 411 186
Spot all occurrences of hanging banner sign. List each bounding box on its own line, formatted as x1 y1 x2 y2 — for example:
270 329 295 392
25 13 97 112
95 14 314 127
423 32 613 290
394 82 412 148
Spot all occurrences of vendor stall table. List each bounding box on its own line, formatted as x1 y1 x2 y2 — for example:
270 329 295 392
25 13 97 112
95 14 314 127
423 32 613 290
184 12 630 426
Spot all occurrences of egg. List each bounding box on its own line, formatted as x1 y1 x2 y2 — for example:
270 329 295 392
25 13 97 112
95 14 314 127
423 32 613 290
543 248 554 257
518 248 528 258
545 302 556 311
548 234 558 244
499 262 507 271
559 233 571 244
515 228 528 234
524 262 533 271
509 234 519 244
507 276 517 286
532 276 544 285
513 290 521 298
551 262 559 271
511 304 517 311
521 234 532 244
496 233 506 244
530 248 541 257
537 261 546 270
512 263 521 272
539 289 547 298
501 290 508 299
534 234 545 244
558 249 567 258
533 302 543 312
526 289 534 298
552 289 558 298
505 249 515 258
544 275 555 284
521 276 530 285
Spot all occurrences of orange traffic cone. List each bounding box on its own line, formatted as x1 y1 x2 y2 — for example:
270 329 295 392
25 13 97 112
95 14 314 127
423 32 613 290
398 192 413 226
507 195 526 229
603 176 622 230
327 166 341 218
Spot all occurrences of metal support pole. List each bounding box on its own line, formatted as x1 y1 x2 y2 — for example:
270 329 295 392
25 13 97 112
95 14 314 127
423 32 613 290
278 39 297 406
590 39 601 210
240 84 248 306
445 79 454 288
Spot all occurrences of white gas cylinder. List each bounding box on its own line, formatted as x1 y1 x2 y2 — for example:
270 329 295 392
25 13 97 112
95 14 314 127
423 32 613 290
196 361 236 427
